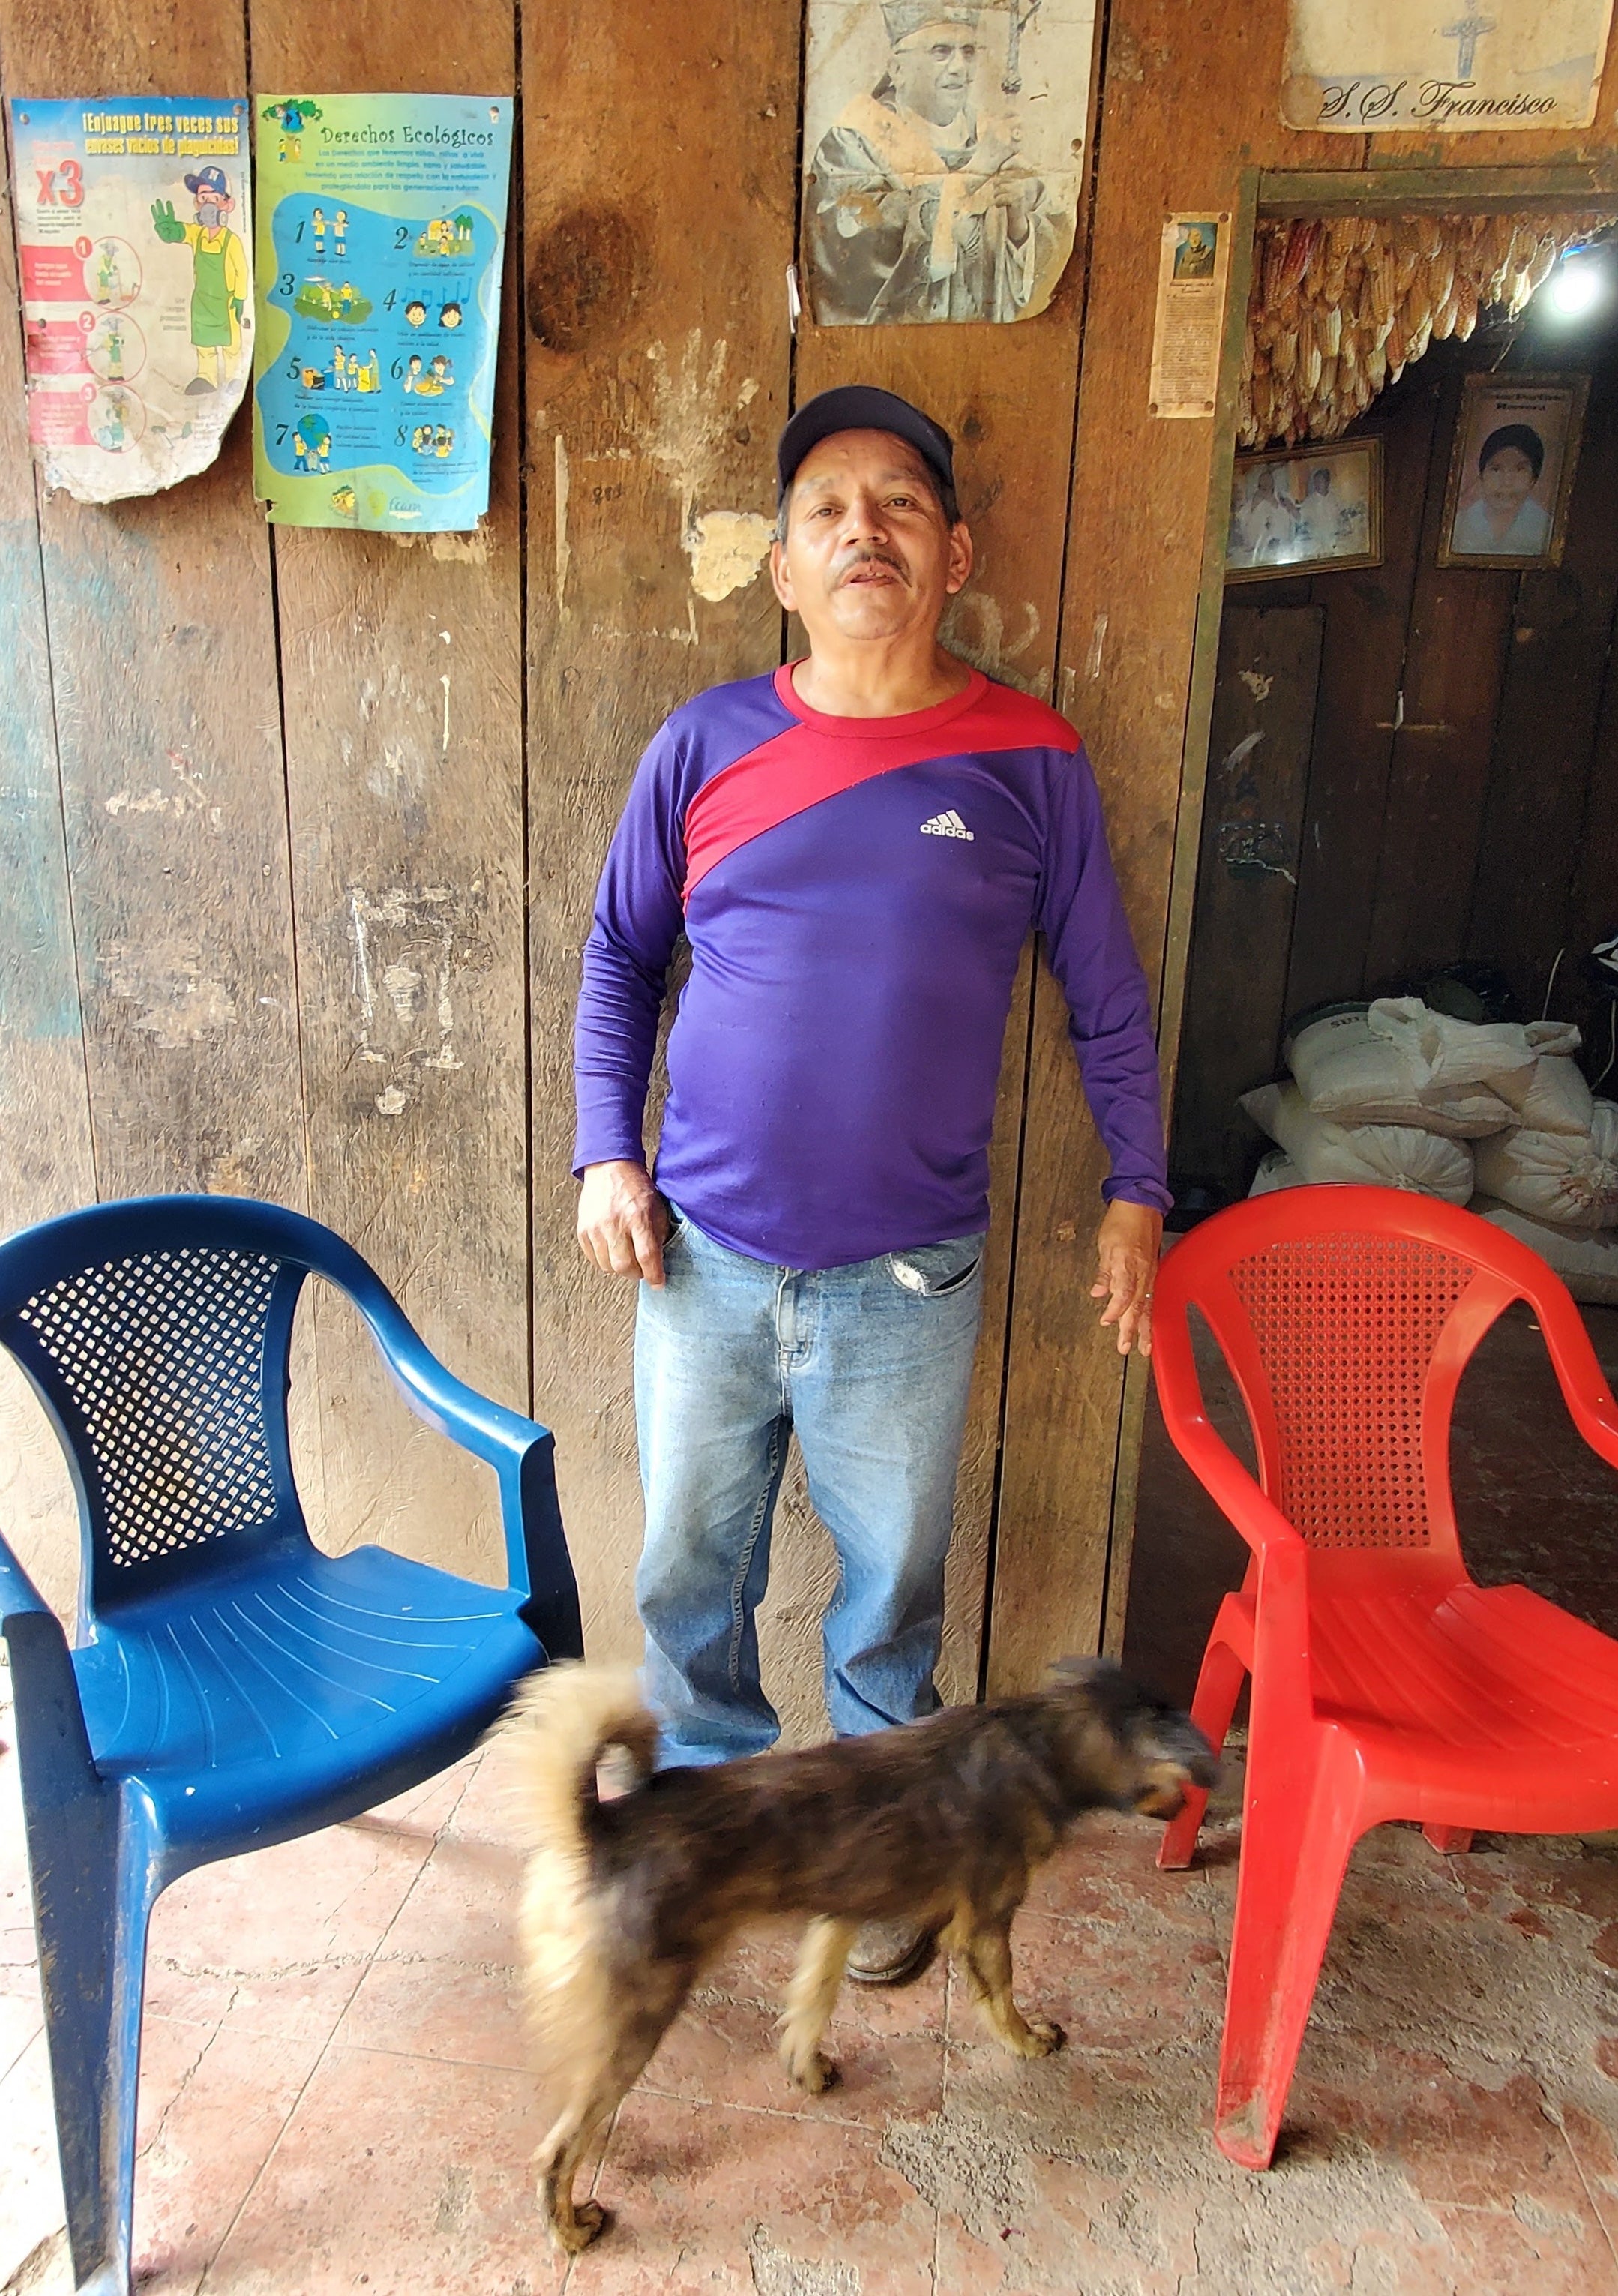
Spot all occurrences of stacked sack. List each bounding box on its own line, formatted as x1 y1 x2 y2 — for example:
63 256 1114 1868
1240 998 1618 1305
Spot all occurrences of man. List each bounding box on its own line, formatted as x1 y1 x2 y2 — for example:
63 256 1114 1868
150 165 248 397
574 385 1166 1983
1236 463 1296 565
807 2 1052 325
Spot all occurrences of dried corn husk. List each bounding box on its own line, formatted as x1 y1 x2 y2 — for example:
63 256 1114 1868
1236 210 1613 449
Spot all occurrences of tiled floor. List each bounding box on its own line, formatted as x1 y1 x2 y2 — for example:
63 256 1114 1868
7 1674 1618 2295
6 1298 1618 2295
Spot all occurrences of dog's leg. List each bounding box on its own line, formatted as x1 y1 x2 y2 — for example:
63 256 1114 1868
779 1918 857 2093
538 2082 614 2256
538 1965 696 2251
955 1916 1063 2059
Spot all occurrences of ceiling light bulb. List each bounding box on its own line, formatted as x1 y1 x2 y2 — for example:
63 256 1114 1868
1545 258 1605 319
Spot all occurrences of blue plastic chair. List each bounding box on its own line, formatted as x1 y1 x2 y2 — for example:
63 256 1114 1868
0 1195 581 2296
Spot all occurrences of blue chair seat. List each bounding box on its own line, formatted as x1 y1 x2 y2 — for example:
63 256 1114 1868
73 1542 543 1862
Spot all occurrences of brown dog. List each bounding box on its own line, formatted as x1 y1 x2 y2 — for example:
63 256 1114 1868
494 1658 1217 2251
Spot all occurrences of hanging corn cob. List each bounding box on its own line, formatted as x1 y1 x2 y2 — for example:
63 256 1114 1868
1237 211 1611 448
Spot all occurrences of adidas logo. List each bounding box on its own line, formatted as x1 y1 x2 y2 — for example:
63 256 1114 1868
919 809 974 841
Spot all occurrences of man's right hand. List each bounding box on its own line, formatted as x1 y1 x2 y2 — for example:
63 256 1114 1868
577 1160 668 1287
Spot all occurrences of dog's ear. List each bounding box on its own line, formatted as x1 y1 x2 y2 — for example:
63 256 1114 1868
1143 1710 1221 1791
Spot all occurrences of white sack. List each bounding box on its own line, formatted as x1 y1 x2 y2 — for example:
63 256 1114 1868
1365 995 1540 1091
1242 1081 1476 1203
1248 1150 1303 1197
1473 1101 1618 1231
1491 1023 1593 1137
1471 1194 1618 1308
1285 1002 1518 1138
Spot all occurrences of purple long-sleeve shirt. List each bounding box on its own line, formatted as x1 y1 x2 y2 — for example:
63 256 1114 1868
573 664 1170 1269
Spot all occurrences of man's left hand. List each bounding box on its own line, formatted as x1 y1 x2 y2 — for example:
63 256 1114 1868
1090 1200 1164 1359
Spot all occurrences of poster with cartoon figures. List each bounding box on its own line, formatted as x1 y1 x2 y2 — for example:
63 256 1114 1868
7 98 253 502
251 94 512 530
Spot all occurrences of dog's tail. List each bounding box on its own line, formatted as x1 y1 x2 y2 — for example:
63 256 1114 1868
494 1666 660 2084
494 1661 659 1860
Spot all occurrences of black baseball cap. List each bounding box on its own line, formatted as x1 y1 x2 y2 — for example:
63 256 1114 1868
775 385 956 505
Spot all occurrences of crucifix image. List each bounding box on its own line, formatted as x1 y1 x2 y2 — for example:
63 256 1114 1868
1443 10 1497 80
1000 0 1044 96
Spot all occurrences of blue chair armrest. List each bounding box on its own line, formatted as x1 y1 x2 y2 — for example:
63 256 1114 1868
322 1265 583 1662
0 1522 101 1800
0 1520 51 1626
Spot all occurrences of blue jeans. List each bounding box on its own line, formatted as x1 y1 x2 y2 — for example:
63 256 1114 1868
634 1209 986 1765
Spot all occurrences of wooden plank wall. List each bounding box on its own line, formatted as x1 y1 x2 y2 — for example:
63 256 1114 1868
1171 603 1322 1199
0 138 91 1619
521 0 807 1707
0 0 306 1615
0 0 1097 1726
5 0 1618 1697
254 0 529 1588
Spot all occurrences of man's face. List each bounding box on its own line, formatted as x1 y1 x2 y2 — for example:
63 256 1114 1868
1482 445 1536 517
770 428 972 648
891 28 978 124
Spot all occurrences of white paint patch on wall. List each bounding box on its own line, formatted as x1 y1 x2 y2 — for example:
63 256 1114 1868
682 509 775 602
346 883 478 1117
942 593 1043 692
641 334 769 597
105 934 238 1047
554 432 572 611
388 529 492 562
105 748 216 822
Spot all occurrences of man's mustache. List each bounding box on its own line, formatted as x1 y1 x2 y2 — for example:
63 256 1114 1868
834 547 909 586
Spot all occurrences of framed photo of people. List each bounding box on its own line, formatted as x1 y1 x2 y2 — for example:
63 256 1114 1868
1436 373 1588 570
1225 436 1383 583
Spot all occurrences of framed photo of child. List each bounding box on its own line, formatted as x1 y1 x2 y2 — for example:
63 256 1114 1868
1437 373 1588 571
1225 436 1383 583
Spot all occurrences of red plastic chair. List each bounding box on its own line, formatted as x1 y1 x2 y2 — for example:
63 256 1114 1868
1151 1185 1618 2172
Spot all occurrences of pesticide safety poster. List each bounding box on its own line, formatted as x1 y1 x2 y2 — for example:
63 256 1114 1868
8 97 253 502
251 94 512 531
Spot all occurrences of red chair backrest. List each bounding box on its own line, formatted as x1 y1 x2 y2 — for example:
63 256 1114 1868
1155 1187 1602 1563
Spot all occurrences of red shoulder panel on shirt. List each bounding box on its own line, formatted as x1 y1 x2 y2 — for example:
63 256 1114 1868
682 673 1080 901
955 682 1083 757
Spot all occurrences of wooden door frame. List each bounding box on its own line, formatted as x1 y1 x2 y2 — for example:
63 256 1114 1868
1103 158 1618 1656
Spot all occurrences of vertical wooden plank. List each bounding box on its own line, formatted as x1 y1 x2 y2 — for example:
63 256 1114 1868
1169 603 1323 1200
524 1 799 1670
0 171 94 1619
0 0 304 1207
0 211 90 1222
1466 353 1618 1018
985 0 1353 1693
247 5 527 1584
1282 364 1446 1020
1361 361 1518 989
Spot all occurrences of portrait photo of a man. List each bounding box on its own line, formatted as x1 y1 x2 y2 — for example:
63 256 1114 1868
1173 220 1218 280
804 0 1091 327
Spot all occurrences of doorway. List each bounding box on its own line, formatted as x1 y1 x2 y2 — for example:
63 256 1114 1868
1125 177 1618 1704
